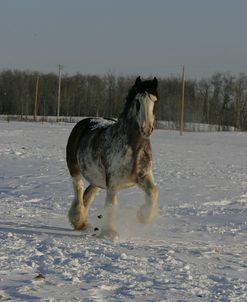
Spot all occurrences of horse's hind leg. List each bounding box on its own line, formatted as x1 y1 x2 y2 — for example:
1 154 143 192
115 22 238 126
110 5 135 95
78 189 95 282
68 174 88 230
137 172 159 224
83 184 101 216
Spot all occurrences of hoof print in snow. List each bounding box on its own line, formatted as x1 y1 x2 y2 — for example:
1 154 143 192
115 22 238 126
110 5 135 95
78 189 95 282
34 273 46 280
0 295 9 301
92 227 100 236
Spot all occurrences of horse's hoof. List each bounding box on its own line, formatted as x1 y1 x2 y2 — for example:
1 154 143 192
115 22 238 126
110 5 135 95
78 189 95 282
137 212 150 224
137 205 157 224
72 222 89 231
99 228 119 240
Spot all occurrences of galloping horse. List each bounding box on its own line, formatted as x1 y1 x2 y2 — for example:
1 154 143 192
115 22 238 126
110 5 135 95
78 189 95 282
66 76 159 238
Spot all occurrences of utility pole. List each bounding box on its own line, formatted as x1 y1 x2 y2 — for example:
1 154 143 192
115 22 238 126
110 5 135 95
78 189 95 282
34 75 39 121
57 64 63 120
180 65 185 135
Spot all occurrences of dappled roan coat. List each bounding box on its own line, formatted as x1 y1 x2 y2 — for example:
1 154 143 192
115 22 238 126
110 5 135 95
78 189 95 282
66 76 159 239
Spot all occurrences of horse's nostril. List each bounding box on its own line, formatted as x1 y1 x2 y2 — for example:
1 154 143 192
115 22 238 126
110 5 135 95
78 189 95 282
142 126 153 137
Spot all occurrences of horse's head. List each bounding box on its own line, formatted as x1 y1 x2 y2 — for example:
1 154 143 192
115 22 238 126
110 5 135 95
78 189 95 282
131 76 159 138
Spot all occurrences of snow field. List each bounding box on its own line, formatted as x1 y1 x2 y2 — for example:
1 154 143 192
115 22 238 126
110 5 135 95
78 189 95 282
0 121 247 301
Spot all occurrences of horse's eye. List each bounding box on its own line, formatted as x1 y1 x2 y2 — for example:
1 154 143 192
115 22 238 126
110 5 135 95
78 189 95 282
136 100 140 113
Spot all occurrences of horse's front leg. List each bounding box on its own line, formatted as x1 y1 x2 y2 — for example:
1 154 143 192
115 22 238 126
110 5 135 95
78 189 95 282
100 188 119 239
137 173 159 224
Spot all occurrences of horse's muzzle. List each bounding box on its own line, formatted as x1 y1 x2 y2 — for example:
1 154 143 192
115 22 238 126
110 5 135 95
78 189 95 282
141 126 154 138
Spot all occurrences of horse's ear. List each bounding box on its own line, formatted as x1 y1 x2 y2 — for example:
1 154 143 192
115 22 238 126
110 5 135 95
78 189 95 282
135 76 141 86
153 77 158 89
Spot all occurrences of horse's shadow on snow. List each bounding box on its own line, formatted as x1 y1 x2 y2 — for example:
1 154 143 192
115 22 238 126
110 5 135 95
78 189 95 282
0 221 87 238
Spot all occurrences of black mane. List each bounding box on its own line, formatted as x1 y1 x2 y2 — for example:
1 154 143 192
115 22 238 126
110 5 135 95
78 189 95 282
119 77 158 119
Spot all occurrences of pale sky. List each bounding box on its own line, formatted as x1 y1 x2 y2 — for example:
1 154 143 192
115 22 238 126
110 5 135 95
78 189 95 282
0 0 247 79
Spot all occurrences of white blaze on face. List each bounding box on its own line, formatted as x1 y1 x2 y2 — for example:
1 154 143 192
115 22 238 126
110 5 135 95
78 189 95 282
136 92 157 137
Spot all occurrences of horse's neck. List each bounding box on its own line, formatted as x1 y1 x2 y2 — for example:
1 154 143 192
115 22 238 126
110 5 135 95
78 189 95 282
117 118 146 150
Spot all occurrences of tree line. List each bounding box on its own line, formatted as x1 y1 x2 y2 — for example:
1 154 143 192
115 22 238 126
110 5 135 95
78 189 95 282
0 70 247 130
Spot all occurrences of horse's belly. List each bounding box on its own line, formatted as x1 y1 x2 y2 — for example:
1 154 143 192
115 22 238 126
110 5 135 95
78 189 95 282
82 162 135 190
81 165 135 190
111 175 136 190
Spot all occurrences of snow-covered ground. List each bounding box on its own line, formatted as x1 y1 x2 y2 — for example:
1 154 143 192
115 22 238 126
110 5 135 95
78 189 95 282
0 121 247 302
